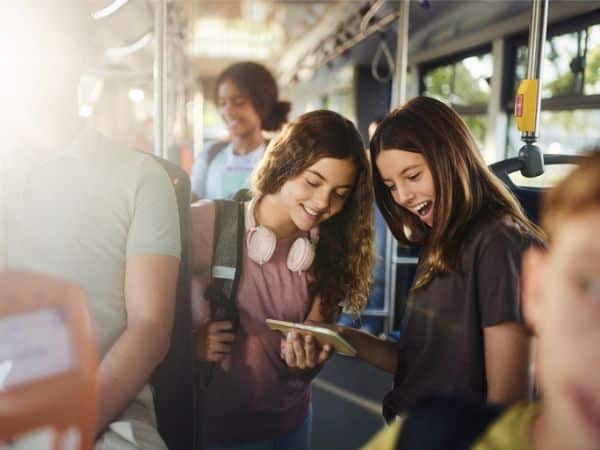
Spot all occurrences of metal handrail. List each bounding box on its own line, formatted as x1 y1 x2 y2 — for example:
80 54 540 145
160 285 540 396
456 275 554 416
490 154 587 188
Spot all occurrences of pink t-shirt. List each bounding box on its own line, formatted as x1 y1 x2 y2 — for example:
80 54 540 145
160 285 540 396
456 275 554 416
191 201 313 445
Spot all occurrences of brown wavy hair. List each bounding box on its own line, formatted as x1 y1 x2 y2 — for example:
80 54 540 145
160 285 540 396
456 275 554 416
370 96 543 290
252 110 374 320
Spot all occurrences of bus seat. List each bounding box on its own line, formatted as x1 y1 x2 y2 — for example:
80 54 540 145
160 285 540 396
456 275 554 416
507 185 543 223
513 187 543 223
490 154 586 223
148 157 196 450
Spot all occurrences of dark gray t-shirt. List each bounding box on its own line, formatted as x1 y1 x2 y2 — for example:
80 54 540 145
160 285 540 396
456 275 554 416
383 215 540 421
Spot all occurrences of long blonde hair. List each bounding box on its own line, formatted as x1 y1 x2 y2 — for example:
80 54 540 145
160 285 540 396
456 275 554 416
252 110 374 320
370 97 543 290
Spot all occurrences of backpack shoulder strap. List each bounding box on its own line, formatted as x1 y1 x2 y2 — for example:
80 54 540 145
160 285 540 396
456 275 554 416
205 198 245 331
395 396 505 450
205 140 229 168
231 188 252 202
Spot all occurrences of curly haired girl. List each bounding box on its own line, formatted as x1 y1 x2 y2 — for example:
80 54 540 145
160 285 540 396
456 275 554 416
191 109 374 449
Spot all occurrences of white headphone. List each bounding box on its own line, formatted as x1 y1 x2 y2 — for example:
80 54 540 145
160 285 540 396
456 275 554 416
245 197 319 273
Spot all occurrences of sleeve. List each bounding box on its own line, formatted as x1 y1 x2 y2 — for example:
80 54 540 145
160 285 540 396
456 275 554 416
476 228 528 327
126 157 181 259
190 148 209 199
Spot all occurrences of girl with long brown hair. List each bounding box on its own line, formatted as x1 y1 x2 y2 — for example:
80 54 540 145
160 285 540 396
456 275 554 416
337 96 543 422
191 109 374 449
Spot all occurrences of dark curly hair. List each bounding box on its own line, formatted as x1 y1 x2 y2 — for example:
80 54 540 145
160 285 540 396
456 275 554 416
215 61 290 131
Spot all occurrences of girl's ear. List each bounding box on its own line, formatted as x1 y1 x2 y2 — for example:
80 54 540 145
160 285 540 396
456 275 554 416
521 246 546 335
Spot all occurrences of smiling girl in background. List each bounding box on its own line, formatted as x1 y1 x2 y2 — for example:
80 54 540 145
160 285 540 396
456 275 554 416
337 96 543 422
190 61 290 202
191 110 374 449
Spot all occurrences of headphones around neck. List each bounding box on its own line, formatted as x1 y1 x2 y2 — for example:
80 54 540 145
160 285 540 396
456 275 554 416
245 197 319 273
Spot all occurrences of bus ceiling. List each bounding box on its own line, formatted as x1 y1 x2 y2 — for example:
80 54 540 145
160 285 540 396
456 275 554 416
89 0 600 86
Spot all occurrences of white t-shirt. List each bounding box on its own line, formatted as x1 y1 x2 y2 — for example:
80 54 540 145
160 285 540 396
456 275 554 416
2 126 180 447
190 142 265 200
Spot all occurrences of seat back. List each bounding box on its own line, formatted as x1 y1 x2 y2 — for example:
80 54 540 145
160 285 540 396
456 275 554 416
149 157 196 450
490 154 586 223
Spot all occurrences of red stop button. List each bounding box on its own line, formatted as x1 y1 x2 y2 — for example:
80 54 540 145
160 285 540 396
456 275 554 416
515 94 524 117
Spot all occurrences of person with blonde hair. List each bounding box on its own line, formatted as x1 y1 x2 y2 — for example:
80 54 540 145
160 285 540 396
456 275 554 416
191 110 374 449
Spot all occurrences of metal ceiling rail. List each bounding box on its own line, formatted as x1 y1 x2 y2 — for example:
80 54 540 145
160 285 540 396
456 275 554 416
301 7 402 75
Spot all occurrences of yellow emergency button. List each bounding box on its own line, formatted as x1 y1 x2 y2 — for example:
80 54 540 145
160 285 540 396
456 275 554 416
515 79 538 133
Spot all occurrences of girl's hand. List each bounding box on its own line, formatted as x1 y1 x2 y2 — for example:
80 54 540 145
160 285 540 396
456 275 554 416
281 331 333 369
194 321 236 362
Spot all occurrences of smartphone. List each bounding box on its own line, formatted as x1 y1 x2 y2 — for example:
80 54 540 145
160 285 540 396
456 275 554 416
265 318 357 357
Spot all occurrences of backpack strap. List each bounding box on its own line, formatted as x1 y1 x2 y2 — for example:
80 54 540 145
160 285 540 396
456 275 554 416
205 140 229 169
195 197 245 447
205 198 245 332
395 396 505 450
231 188 253 202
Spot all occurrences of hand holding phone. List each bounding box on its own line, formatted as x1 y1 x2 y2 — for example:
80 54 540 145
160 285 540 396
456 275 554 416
266 318 357 357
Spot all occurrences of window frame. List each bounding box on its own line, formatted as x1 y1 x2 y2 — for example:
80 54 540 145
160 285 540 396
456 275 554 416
503 11 600 158
503 10 600 112
419 43 493 116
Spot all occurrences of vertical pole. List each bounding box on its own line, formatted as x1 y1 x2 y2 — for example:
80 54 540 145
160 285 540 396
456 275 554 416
391 0 409 107
383 0 410 335
154 0 168 158
0 155 5 268
523 0 548 142
193 91 204 159
485 38 507 163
